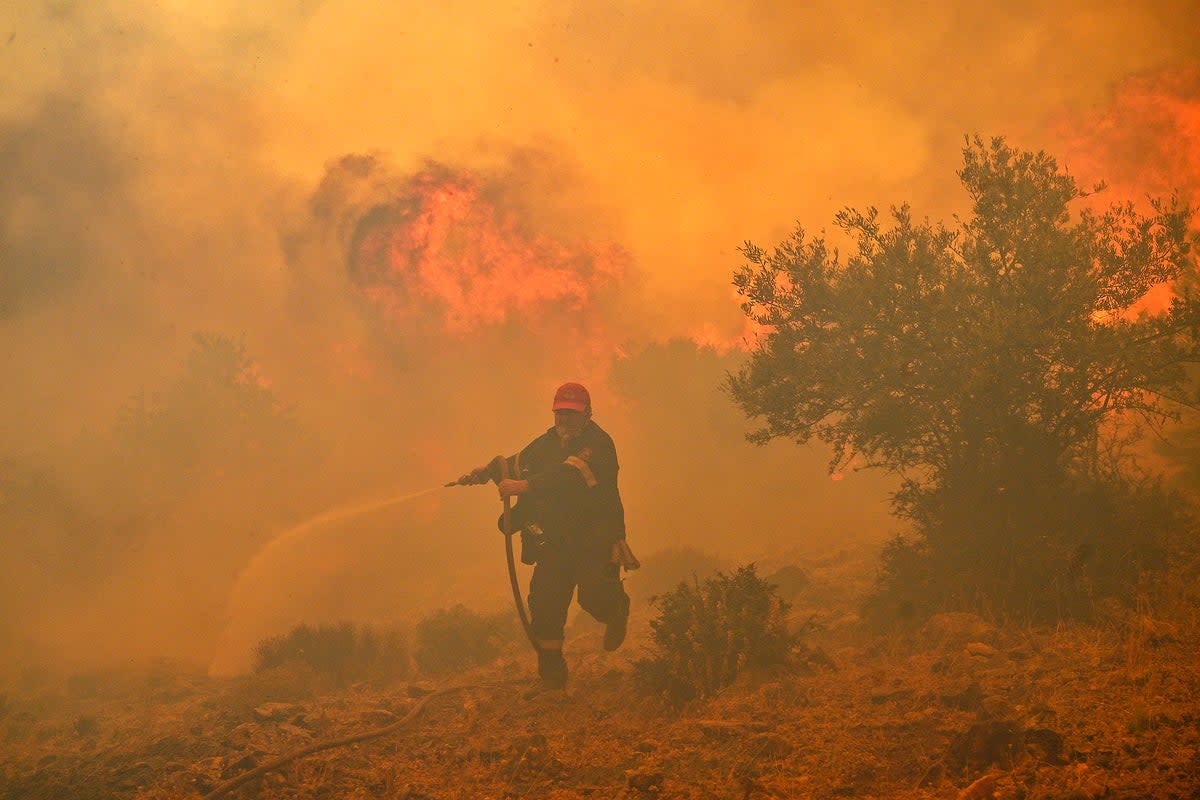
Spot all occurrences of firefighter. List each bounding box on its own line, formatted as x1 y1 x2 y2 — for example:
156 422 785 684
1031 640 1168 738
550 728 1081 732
461 382 634 691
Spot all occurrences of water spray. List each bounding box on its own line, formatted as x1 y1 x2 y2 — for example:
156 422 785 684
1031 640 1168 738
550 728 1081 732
211 460 537 675
231 484 447 588
209 483 448 675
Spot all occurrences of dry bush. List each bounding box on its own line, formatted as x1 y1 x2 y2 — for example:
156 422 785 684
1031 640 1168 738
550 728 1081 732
412 605 519 676
252 621 410 686
865 473 1196 627
633 564 800 704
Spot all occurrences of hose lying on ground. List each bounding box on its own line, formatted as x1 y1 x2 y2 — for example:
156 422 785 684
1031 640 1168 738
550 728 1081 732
201 685 468 800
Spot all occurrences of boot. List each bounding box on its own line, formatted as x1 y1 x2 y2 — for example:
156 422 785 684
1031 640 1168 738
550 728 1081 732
537 648 567 690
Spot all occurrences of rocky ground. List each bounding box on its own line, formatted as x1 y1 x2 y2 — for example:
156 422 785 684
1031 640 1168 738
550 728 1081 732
3 551 1198 800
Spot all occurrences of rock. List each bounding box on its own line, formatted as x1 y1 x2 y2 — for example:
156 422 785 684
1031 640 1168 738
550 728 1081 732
966 642 1000 659
253 702 298 721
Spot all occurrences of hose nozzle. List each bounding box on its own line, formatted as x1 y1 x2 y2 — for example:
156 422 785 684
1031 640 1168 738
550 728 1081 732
447 455 506 487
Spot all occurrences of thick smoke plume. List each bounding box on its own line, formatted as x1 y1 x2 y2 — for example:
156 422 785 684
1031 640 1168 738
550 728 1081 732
1 1 1197 675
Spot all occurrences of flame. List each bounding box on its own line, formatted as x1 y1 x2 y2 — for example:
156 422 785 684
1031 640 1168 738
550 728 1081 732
347 164 628 337
1053 65 1200 319
1056 66 1200 205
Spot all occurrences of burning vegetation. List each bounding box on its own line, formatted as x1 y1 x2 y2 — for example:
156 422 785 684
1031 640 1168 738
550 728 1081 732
6 25 1200 793
730 135 1200 626
344 161 628 336
4 128 1200 798
299 152 630 351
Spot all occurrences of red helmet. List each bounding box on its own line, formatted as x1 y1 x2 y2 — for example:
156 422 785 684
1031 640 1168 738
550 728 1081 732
552 382 591 412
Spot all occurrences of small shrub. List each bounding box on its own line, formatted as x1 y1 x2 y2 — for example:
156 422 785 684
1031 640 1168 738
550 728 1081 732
413 605 518 676
633 564 798 704
860 534 935 628
252 621 409 685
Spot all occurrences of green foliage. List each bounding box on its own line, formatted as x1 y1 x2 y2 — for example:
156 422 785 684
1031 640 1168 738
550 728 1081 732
633 565 798 704
728 135 1200 620
412 605 518 676
253 622 409 686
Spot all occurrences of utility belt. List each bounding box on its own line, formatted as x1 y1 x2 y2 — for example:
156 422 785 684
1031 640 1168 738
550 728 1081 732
500 512 638 570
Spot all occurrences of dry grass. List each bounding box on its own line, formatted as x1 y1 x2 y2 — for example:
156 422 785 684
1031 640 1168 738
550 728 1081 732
3 555 1199 800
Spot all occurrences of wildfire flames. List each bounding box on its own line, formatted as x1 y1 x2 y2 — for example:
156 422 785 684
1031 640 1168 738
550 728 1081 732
1055 66 1200 318
1060 66 1200 205
344 163 629 337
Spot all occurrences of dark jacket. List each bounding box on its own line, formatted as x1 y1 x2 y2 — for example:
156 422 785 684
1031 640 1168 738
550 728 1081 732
503 420 626 550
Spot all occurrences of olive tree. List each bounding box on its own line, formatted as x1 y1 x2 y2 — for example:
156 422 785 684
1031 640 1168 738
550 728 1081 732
728 136 1199 620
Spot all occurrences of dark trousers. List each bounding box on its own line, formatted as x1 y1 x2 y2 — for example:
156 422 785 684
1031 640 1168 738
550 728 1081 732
528 543 628 642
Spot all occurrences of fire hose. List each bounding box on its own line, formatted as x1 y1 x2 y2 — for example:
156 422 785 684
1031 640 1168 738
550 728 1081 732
195 458 638 796
198 461 533 798
201 685 467 800
445 455 538 652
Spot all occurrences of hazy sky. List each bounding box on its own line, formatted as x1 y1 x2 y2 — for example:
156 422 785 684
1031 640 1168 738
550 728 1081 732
2 1 1197 672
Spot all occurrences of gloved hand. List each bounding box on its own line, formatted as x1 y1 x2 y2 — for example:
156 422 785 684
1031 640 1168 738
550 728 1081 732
456 465 491 485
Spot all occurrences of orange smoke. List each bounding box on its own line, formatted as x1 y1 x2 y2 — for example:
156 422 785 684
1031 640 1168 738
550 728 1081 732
347 163 629 336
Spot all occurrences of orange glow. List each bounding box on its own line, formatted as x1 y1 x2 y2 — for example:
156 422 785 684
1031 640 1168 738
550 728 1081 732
685 316 765 354
5 0 1199 685
1121 281 1175 319
1059 66 1200 208
348 166 628 336
1056 66 1200 321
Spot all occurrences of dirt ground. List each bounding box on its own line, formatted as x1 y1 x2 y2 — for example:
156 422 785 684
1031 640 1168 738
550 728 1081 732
3 553 1198 800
